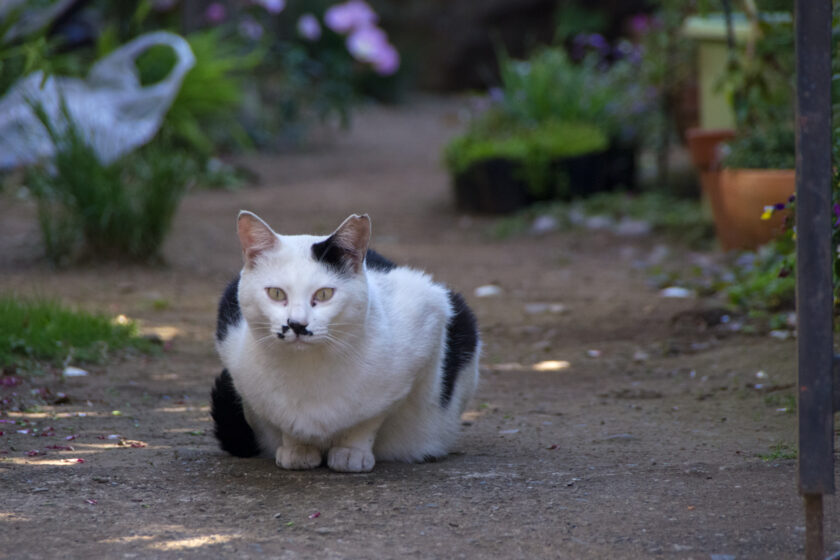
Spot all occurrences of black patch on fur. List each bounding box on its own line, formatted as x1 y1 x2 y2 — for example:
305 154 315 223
365 249 395 272
422 454 440 463
440 292 478 408
312 237 395 275
312 233 349 274
216 277 241 342
210 369 261 457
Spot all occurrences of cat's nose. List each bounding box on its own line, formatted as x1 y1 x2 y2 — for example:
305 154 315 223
287 320 311 336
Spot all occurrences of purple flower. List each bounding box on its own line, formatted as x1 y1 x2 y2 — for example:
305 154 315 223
205 2 226 24
488 87 504 104
630 14 651 35
254 0 285 14
586 33 609 52
325 0 378 34
346 25 400 74
833 203 840 227
774 202 787 211
371 42 399 75
238 16 264 40
297 13 322 41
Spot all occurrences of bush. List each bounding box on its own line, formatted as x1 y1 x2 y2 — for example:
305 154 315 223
721 124 795 169
444 119 608 174
26 103 194 264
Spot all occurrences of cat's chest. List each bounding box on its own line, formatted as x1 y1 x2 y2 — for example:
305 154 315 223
233 357 404 442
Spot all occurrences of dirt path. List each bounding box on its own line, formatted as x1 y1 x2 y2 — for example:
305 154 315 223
1 97 837 559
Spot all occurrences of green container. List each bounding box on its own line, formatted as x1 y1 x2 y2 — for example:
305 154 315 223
682 13 753 129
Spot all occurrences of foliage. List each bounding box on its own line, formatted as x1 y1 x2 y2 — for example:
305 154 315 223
0 295 153 369
720 123 795 169
134 28 260 156
445 118 607 174
496 47 646 143
725 237 796 311
444 118 608 198
553 4 607 42
0 5 86 97
720 8 794 170
26 102 194 264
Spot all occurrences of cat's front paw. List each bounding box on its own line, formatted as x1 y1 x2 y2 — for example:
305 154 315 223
327 446 375 473
275 445 322 470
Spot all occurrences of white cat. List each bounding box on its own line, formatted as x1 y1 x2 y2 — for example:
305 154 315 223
211 212 480 473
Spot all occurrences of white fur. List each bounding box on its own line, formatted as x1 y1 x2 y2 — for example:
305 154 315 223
216 218 479 472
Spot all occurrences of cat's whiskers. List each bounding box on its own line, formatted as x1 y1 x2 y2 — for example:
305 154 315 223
321 333 366 363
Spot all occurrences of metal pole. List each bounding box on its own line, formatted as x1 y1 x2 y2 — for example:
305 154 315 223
795 0 834 558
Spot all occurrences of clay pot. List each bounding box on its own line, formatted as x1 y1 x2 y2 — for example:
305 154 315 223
685 127 735 172
714 168 795 251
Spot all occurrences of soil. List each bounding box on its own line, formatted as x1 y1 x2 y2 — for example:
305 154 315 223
1 97 838 559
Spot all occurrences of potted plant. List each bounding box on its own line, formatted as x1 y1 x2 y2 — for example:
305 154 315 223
444 47 644 214
712 3 795 251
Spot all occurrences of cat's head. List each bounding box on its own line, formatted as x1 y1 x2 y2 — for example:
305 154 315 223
236 211 371 350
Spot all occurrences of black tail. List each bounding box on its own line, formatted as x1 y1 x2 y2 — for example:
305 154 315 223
210 369 261 457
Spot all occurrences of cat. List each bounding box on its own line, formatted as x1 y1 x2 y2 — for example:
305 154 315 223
210 211 480 473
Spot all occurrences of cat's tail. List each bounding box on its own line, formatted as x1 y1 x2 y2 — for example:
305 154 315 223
210 369 261 457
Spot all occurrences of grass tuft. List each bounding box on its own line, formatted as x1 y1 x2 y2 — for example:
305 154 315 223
0 295 155 370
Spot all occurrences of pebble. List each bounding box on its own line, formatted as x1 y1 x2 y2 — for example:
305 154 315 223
474 285 503 298
530 215 560 235
660 286 696 299
584 215 613 230
524 303 567 315
63 366 89 377
769 330 791 340
614 218 652 236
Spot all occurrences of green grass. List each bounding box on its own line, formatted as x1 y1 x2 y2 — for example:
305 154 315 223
757 441 797 462
0 296 154 369
764 393 796 413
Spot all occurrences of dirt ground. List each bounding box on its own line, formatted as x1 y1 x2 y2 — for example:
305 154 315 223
1 97 838 559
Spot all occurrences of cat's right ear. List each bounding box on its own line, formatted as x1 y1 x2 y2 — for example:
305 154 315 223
237 211 279 268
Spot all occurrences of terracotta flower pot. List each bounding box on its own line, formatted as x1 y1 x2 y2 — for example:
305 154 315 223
685 127 735 171
714 168 795 251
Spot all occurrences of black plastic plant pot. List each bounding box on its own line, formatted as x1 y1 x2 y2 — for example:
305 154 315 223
453 158 534 214
452 143 637 214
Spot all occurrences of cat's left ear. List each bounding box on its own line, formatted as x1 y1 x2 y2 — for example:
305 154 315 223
237 211 279 268
312 214 371 274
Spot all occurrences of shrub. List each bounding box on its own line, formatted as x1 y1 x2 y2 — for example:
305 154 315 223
26 103 194 264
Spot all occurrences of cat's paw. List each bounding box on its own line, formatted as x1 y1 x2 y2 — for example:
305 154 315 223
275 445 322 470
327 446 376 473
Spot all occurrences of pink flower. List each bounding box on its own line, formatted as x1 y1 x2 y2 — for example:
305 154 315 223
297 14 322 41
254 0 285 14
325 0 378 34
346 26 400 75
205 2 226 24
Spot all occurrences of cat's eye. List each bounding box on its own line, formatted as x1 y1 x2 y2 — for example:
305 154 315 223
266 287 287 302
312 287 334 304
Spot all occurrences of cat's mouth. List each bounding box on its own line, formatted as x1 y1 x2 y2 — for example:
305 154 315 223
276 331 318 347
